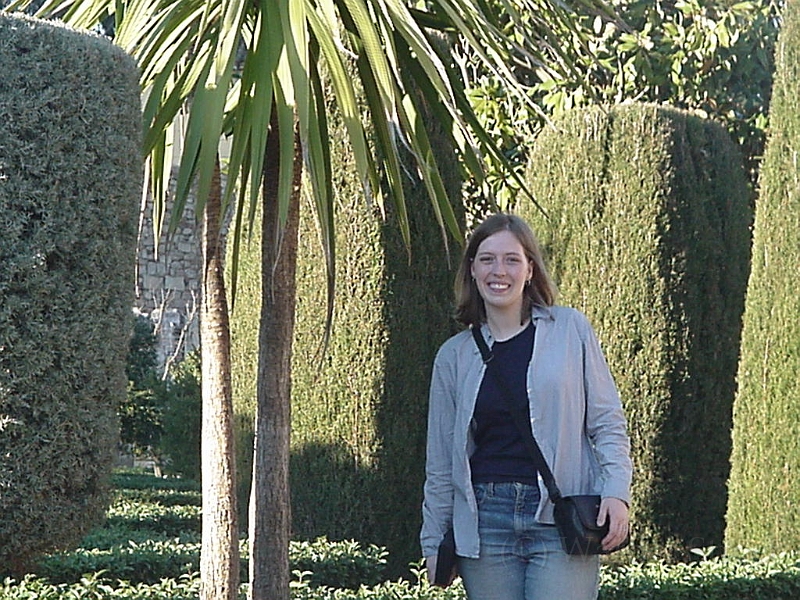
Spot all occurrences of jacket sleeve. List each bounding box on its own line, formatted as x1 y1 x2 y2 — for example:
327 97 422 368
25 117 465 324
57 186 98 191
420 346 457 557
580 314 633 504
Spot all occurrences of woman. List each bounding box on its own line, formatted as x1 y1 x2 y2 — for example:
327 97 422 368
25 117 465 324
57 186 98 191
420 213 632 600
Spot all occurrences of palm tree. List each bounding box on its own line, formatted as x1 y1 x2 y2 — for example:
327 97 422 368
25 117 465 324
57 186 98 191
199 154 240 599
4 0 615 598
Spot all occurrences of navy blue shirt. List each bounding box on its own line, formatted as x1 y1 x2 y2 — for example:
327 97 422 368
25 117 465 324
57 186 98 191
470 321 538 485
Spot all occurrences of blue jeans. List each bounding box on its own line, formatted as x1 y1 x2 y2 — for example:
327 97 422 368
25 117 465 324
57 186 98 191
458 482 599 600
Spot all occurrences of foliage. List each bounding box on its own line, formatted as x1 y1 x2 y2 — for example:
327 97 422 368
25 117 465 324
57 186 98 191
521 103 752 561
119 317 167 457
0 0 625 596
119 318 202 476
2 0 613 296
725 0 800 554
6 551 800 599
119 385 163 455
113 488 202 508
110 470 201 493
538 0 780 166
597 550 800 600
157 351 202 480
0 13 141 576
465 0 782 208
35 540 203 586
126 317 159 388
0 573 203 600
24 472 387 590
103 497 202 538
230 61 464 577
2 471 800 597
290 538 387 590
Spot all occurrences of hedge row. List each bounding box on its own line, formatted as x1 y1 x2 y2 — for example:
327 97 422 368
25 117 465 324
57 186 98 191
28 474 388 590
725 0 800 554
5 551 800 600
0 13 141 575
521 103 752 560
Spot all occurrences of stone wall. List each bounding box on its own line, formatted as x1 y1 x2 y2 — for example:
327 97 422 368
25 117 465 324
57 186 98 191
135 191 202 374
135 166 235 375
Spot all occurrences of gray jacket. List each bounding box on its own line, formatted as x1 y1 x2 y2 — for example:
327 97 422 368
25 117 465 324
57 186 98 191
420 305 632 559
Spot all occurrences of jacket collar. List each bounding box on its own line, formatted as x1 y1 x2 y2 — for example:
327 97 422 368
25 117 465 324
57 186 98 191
478 304 554 343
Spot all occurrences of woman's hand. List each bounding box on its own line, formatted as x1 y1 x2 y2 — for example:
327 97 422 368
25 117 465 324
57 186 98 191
425 554 456 587
598 496 629 552
425 555 437 584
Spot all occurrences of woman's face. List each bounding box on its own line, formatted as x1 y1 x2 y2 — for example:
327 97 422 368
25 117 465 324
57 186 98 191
470 230 533 318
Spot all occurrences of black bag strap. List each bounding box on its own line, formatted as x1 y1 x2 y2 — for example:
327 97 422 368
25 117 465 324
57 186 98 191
471 325 563 503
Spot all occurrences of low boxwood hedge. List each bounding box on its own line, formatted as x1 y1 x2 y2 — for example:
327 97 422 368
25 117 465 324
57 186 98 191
5 551 800 599
3 470 797 599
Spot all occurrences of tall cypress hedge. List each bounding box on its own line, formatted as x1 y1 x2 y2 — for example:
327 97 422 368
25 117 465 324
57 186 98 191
521 103 752 560
725 1 800 555
229 74 462 574
0 14 141 574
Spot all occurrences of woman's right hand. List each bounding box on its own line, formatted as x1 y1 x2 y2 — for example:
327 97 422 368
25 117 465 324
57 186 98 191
425 555 438 584
426 554 456 587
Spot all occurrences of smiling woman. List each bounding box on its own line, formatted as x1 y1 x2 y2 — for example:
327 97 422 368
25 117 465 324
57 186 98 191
421 213 632 600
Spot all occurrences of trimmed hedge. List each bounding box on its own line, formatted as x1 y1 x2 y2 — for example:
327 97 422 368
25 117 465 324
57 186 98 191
725 0 800 555
7 551 800 599
4 470 800 598
31 472 387 590
521 103 752 560
229 66 463 575
0 14 142 575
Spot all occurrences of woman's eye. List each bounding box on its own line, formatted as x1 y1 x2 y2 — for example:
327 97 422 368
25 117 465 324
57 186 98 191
479 256 494 264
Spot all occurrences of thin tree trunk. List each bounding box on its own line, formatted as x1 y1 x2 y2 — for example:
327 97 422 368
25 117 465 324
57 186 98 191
249 110 302 600
200 155 240 600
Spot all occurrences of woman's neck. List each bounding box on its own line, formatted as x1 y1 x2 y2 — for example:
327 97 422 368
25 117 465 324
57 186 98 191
485 310 530 342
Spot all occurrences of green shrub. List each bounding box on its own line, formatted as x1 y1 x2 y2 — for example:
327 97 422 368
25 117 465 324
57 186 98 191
115 488 202 508
110 470 201 493
120 319 201 475
104 498 202 537
158 351 202 480
27 471 387 589
119 317 166 456
6 552 800 600
77 524 198 551
120 385 164 454
126 316 160 388
0 13 142 575
34 537 388 589
521 103 752 561
0 574 202 600
289 539 387 590
725 0 800 555
597 551 800 600
34 540 202 586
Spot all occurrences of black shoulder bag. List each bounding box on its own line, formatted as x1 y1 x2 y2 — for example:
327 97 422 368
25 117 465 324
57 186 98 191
471 325 629 556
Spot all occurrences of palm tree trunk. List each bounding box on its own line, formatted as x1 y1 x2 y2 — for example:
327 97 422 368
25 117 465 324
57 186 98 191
200 155 240 600
249 110 302 600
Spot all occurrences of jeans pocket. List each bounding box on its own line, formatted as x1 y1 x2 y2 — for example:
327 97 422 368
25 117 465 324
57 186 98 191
473 483 490 508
